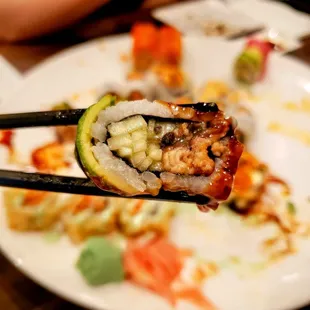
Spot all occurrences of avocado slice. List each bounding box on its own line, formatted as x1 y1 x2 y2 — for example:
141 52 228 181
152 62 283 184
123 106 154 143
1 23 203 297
76 95 142 195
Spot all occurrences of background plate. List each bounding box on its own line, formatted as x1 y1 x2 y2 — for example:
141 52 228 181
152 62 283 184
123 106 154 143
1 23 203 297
1 35 310 310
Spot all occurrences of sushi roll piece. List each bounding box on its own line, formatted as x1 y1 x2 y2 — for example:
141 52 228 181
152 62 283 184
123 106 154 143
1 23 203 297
4 189 63 231
52 101 77 143
147 64 193 102
118 199 176 236
131 22 158 72
234 39 273 85
76 95 243 208
157 26 182 66
62 195 119 244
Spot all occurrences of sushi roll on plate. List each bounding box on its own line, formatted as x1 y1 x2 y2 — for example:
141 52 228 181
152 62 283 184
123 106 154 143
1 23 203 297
131 22 158 72
97 82 127 102
97 80 155 102
118 199 176 236
62 195 119 244
125 79 155 101
4 189 64 231
157 26 182 66
146 64 193 102
76 95 243 209
197 80 255 143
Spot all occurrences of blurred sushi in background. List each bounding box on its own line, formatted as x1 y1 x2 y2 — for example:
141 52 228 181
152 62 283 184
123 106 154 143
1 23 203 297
227 151 268 213
157 26 182 66
234 38 273 85
118 199 176 236
63 196 120 244
131 23 158 72
130 23 189 102
31 142 72 172
131 23 182 73
97 80 155 102
97 82 126 102
147 63 193 102
4 189 63 231
197 80 255 143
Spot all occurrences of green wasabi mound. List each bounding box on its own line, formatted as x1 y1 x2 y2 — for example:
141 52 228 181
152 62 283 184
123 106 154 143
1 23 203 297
76 236 124 286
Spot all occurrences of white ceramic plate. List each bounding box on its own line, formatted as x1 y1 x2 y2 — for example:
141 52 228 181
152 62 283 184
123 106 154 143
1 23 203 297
1 35 310 310
152 0 263 37
230 0 310 39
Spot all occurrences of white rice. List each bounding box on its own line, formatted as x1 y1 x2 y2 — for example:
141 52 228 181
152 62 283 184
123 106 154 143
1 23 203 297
92 99 173 141
91 99 174 194
92 143 147 193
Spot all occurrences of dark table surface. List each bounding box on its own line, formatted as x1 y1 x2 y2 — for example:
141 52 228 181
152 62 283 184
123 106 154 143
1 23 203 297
0 0 310 309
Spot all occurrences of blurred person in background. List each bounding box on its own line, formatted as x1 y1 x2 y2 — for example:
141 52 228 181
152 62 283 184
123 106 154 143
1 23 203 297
0 0 145 42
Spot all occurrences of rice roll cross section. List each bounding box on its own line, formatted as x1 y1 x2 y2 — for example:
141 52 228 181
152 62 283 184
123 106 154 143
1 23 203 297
4 189 62 231
76 95 243 209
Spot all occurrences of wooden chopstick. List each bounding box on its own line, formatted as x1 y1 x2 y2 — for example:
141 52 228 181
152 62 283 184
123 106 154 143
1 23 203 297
0 109 85 130
0 169 210 204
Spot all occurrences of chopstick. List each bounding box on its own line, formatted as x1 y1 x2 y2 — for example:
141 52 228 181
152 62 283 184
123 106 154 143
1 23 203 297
0 109 85 130
0 169 210 204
